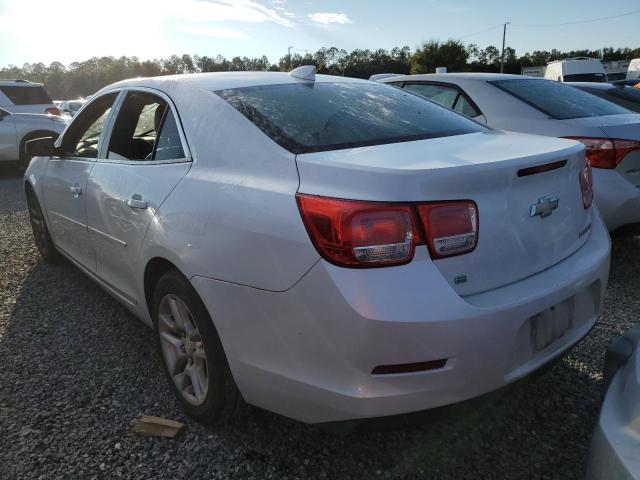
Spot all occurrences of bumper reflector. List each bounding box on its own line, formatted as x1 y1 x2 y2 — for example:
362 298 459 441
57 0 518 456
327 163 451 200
372 359 447 375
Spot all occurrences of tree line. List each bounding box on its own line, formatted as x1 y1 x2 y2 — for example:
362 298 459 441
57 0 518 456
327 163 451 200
1 40 638 99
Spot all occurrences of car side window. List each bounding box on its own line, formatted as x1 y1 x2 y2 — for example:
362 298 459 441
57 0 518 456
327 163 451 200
453 95 480 117
60 92 118 158
106 91 183 161
153 109 185 161
403 84 459 108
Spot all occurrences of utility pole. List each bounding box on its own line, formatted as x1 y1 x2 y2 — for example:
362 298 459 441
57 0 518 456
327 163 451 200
500 21 510 73
288 46 293 70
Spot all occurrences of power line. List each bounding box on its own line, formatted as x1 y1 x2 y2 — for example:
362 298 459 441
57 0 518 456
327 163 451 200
457 23 504 39
512 8 640 27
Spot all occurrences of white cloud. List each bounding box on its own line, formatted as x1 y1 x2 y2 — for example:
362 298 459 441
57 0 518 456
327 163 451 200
185 0 295 27
307 12 352 25
177 25 249 39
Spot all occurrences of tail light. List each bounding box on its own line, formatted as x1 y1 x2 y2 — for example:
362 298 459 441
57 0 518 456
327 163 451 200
45 107 62 116
296 194 478 268
417 202 478 258
565 137 640 169
579 162 593 209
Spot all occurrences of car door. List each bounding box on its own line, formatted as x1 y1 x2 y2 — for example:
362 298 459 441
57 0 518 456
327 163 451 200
40 92 120 271
0 108 17 160
86 88 191 306
400 82 487 123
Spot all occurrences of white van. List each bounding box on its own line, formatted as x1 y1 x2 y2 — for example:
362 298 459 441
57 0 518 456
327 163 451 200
627 58 640 82
544 57 607 83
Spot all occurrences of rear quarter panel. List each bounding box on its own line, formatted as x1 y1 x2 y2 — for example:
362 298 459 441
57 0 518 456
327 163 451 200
141 86 319 292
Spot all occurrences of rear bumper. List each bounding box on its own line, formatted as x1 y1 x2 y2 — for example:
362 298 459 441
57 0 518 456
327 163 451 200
191 209 611 423
593 169 640 232
587 332 640 480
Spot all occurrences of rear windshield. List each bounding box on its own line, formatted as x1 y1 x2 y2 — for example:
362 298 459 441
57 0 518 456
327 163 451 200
563 73 607 83
579 86 640 113
216 82 487 154
0 86 52 105
490 79 631 120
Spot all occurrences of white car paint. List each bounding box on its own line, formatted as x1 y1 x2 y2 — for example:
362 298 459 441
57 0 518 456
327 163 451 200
0 79 59 115
380 73 640 232
25 72 610 423
587 326 640 480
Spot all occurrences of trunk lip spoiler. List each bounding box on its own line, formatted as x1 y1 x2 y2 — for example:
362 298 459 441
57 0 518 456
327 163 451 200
517 159 568 177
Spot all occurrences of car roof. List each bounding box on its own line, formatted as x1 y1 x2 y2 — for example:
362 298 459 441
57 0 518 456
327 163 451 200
99 71 370 95
379 72 540 83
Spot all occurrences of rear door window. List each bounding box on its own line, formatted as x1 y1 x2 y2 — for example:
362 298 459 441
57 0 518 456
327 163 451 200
0 86 52 105
403 83 481 118
403 84 458 108
216 82 487 154
490 79 632 119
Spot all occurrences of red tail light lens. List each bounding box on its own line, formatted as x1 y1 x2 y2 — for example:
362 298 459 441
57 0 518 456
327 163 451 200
417 202 478 258
45 107 62 116
565 137 640 169
579 162 594 209
296 194 478 267
296 194 419 267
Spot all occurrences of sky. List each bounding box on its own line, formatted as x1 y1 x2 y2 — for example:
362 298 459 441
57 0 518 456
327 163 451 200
0 0 638 67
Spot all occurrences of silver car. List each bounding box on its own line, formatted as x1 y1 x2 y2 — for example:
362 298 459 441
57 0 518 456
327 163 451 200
22 70 610 426
379 73 640 233
0 79 61 115
587 325 640 479
0 107 68 165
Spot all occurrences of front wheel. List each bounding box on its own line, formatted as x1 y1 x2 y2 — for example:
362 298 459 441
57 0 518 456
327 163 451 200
26 187 62 264
153 270 244 425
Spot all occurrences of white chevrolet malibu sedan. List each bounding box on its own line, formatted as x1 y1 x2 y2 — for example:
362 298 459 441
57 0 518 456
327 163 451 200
24 68 610 425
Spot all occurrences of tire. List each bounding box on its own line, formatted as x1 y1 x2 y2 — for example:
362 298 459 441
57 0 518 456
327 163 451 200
153 269 244 425
25 186 63 264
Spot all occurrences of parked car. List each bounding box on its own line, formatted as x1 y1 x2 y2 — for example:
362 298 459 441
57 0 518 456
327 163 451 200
587 325 640 479
544 57 607 83
379 73 640 233
0 79 61 116
568 82 640 113
0 106 68 166
24 69 610 425
59 99 85 117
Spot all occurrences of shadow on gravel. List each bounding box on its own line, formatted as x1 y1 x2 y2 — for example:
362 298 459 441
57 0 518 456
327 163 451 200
0 164 27 215
1 206 639 479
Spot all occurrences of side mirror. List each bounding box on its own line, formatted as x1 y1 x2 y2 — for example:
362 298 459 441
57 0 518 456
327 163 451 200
25 136 56 158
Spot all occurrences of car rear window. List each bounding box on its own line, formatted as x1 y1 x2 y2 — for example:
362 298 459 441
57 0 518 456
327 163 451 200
490 79 631 120
215 82 487 154
580 87 640 113
0 86 52 105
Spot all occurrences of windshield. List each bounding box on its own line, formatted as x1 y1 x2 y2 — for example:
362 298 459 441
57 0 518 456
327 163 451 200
0 86 52 105
490 79 632 120
216 82 487 154
563 73 607 83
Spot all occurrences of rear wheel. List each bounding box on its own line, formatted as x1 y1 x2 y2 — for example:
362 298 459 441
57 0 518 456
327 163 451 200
26 187 62 264
153 270 244 425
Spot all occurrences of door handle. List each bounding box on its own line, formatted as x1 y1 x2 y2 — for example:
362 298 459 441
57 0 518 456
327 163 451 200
127 194 148 210
70 184 82 197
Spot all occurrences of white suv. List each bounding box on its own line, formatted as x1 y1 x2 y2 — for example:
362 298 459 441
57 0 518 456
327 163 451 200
0 79 61 116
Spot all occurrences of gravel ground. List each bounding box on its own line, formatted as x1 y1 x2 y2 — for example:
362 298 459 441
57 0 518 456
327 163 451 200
1 165 639 480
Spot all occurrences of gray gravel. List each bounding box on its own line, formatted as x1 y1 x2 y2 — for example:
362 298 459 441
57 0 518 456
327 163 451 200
1 164 639 480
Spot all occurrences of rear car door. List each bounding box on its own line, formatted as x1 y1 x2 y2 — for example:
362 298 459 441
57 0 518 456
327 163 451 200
86 89 191 306
41 92 119 271
0 108 17 160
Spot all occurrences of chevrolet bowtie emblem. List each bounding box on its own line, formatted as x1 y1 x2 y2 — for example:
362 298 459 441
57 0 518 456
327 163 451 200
530 196 559 218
